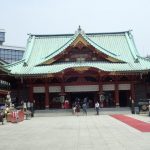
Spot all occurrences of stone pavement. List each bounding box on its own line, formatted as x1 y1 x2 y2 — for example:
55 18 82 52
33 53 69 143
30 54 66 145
0 114 150 150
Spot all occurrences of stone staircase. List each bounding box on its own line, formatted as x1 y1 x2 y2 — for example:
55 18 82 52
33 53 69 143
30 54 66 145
34 107 131 117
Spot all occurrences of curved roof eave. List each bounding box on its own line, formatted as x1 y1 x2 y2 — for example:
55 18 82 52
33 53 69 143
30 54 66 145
10 61 150 75
0 64 11 73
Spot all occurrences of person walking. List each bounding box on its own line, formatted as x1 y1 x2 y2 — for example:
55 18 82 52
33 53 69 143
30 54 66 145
95 101 100 115
72 103 76 115
75 101 80 116
27 101 31 111
82 102 87 115
23 101 27 112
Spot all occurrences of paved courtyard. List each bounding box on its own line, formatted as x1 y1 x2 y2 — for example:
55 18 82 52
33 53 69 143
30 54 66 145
0 114 150 150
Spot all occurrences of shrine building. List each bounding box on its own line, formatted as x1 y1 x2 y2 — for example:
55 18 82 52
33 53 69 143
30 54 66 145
1 27 150 109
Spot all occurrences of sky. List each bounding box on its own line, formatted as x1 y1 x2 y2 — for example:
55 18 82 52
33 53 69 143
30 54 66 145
0 0 150 56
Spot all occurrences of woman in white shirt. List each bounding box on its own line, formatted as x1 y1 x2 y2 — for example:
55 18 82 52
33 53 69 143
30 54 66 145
95 101 100 115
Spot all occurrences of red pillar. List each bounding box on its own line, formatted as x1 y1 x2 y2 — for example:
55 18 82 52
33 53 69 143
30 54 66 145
60 73 66 108
99 83 103 96
98 73 103 99
60 86 65 109
17 80 21 103
115 83 119 107
45 82 49 109
61 73 65 94
98 74 103 95
131 82 135 102
29 82 33 103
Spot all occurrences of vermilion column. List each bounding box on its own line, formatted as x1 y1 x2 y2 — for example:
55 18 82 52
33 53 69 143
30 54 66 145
29 83 33 103
115 83 119 107
61 72 65 94
60 73 66 108
98 73 103 101
17 80 21 103
60 85 65 109
45 82 49 109
131 82 135 102
99 83 103 100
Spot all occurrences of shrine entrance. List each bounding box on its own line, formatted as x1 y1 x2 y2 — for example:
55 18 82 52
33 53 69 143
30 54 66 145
119 91 130 107
67 92 98 108
33 93 45 110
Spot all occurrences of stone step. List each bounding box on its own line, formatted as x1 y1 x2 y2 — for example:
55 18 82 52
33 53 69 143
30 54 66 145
34 107 131 117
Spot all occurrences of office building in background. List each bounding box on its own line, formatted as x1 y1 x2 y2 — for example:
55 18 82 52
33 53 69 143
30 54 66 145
0 30 25 64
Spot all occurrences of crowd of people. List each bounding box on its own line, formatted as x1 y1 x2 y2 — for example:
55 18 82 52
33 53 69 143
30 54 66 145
1 92 103 120
71 97 100 116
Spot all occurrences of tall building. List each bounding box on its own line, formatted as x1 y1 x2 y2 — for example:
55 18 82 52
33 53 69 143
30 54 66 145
0 59 10 105
0 30 25 64
0 29 5 45
0 30 25 105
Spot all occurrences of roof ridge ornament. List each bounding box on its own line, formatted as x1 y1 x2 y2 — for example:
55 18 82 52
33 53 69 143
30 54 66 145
75 25 85 35
128 29 133 39
78 25 81 32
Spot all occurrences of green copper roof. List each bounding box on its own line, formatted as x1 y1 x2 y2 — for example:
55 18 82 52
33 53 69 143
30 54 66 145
0 59 7 65
5 28 150 75
0 62 10 73
23 29 138 67
5 59 150 75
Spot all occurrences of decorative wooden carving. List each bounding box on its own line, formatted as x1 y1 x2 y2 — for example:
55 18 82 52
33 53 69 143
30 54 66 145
73 67 89 73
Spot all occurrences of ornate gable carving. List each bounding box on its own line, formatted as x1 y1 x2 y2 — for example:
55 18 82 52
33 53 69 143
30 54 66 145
71 35 89 48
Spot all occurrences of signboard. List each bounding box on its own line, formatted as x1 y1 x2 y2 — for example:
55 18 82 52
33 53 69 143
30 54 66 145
65 85 99 92
102 84 115 91
118 84 130 90
49 86 61 93
33 87 45 93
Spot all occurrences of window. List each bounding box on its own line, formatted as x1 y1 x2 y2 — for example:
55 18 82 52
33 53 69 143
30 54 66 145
0 48 24 63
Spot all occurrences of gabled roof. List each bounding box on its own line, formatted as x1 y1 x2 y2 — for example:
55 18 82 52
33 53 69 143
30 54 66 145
23 29 139 67
41 31 122 65
4 28 150 75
